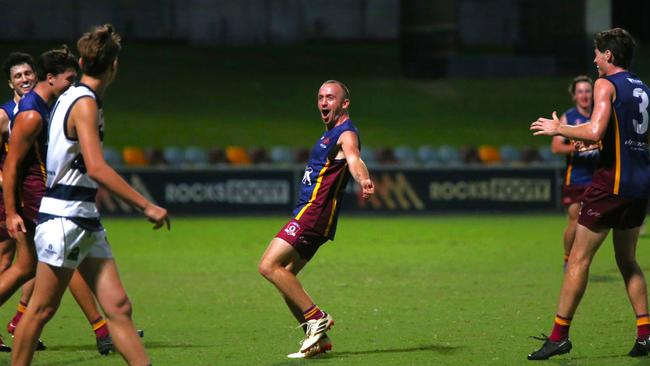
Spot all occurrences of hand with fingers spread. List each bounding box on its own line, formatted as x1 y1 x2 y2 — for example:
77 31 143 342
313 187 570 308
531 111 562 136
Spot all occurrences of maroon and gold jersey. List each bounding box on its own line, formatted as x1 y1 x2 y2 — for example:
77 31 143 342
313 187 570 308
591 72 650 198
292 120 359 240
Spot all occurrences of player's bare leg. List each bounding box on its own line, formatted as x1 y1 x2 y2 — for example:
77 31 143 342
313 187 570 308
259 238 315 310
69 269 112 354
612 227 650 356
563 203 580 269
0 238 16 351
0 239 15 273
11 262 72 365
528 224 609 360
260 238 333 357
283 259 332 356
8 280 35 333
79 257 149 365
558 224 609 317
614 227 648 316
0 232 36 305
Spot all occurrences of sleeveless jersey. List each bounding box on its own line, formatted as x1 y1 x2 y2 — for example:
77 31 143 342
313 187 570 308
293 119 359 240
0 99 18 159
38 83 104 230
563 107 598 186
0 99 17 123
12 91 49 198
590 71 650 198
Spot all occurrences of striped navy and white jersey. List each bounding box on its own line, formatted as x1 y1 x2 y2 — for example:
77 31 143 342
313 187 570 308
38 83 104 230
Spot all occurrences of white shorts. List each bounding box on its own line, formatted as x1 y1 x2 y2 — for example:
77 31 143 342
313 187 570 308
35 217 113 269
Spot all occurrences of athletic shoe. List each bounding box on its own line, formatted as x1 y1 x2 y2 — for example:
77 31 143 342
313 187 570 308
6 321 16 335
7 323 46 351
35 339 46 351
299 313 334 353
527 335 572 360
96 335 113 355
629 335 650 357
0 335 10 352
287 334 332 358
97 329 144 355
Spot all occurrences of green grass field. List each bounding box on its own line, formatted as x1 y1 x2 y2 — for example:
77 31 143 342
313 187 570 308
2 215 650 365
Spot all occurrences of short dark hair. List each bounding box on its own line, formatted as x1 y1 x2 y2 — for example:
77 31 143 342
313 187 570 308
2 52 34 79
568 75 593 96
36 45 79 81
77 24 122 77
594 28 636 69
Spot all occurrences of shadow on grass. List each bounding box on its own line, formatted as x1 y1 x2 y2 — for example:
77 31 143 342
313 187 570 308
589 274 618 283
267 343 461 365
335 343 461 357
545 353 650 365
46 341 209 352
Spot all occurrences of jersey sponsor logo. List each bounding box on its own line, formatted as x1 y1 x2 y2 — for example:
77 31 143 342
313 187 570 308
302 167 313 186
627 77 643 85
585 208 601 217
43 244 57 257
284 222 301 237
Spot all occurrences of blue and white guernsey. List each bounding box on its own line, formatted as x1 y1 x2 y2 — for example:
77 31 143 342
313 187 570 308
38 83 104 230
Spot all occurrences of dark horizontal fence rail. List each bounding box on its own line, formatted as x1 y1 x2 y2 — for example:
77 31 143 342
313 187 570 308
98 166 563 216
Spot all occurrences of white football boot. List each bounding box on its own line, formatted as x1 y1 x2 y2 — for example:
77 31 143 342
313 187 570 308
287 334 332 359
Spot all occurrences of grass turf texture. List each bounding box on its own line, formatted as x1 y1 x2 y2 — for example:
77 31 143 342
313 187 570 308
0 42 648 149
1 215 649 365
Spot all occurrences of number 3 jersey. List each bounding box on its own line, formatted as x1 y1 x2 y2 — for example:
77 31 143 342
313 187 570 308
591 71 650 198
38 83 104 230
292 119 359 240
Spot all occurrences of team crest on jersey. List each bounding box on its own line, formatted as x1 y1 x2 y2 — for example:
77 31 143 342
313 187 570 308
284 222 301 237
320 136 330 148
302 167 313 186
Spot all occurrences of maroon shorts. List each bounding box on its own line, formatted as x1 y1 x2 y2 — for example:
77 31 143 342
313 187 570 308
0 176 44 239
578 186 648 230
0 199 8 240
275 219 328 261
562 185 588 207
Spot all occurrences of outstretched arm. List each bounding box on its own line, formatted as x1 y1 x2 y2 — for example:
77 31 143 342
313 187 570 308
2 111 42 236
550 113 574 155
531 78 614 143
339 131 374 199
71 98 170 230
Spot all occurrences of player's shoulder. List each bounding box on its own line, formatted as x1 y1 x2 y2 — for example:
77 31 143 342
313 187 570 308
0 99 14 112
61 83 96 101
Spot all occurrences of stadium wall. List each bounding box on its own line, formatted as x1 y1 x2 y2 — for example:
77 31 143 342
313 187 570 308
98 167 562 216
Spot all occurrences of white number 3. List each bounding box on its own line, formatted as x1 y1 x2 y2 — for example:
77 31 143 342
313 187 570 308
633 88 649 134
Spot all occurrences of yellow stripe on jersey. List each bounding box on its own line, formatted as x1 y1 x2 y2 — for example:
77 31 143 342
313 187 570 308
324 163 349 237
565 163 572 186
35 144 47 186
295 161 331 220
613 110 621 195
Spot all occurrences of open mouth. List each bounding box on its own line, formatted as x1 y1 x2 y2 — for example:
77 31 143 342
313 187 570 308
321 109 330 119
